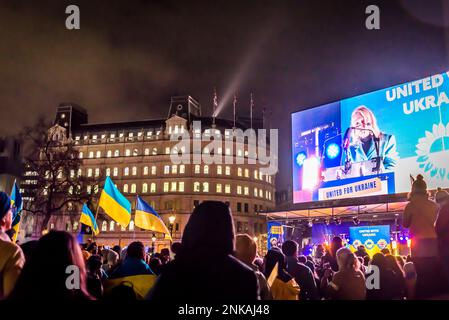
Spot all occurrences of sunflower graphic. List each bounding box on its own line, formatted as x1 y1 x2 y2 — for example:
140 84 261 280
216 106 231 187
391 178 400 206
416 123 449 181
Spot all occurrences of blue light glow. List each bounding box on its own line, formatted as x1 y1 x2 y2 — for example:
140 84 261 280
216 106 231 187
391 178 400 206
326 143 340 159
296 152 307 166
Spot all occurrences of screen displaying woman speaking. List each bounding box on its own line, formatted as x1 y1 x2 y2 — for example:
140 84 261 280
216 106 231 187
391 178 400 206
292 71 449 203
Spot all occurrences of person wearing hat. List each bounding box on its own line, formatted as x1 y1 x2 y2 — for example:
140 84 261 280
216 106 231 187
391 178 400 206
403 174 440 298
435 188 449 289
0 191 25 299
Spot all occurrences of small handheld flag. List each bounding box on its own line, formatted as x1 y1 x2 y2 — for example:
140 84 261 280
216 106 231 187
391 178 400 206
10 181 23 242
99 176 131 227
135 195 172 240
79 203 99 235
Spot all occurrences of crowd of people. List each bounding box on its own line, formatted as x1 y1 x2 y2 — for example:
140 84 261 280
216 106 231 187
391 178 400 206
0 173 449 300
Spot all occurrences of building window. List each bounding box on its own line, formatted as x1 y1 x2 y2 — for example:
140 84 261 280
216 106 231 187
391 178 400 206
152 147 157 155
165 147 170 154
217 165 222 175
96 151 101 158
125 149 131 157
225 148 231 155
225 166 231 175
132 166 137 175
101 221 107 232
129 220 134 231
172 165 177 174
142 183 148 193
114 150 120 157
87 168 93 177
204 165 209 174
217 147 222 154
123 184 129 193
203 147 209 154
193 182 200 192
86 185 92 194
179 164 185 174
171 181 177 192
89 151 94 159
237 185 242 195
179 181 185 192
237 202 242 212
95 168 100 177
151 166 157 175
107 150 112 157
237 149 243 157
77 169 82 177
259 189 263 198
254 204 258 213
109 221 115 231
150 183 156 193
79 152 83 159
144 148 150 155
124 167 129 176
164 165 170 174
143 166 149 175
216 183 222 193
131 184 137 193
254 170 259 180
260 171 264 181
244 169 249 178
163 182 169 192
203 182 209 192
194 165 200 174
133 149 139 156
113 167 118 177
254 187 258 197
225 184 231 194
237 167 242 177
244 203 249 213
70 170 75 178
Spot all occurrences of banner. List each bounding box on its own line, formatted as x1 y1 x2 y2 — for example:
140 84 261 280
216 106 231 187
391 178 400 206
349 225 390 255
267 221 284 250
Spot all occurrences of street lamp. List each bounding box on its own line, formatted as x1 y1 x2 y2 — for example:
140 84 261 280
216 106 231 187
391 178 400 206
151 233 156 254
168 214 176 237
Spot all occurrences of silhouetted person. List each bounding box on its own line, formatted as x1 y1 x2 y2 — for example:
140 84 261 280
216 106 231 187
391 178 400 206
147 201 259 301
9 231 92 300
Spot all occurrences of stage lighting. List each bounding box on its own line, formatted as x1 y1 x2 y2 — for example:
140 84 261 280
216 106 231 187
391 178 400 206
326 143 340 159
324 219 330 226
302 156 320 190
295 152 307 166
307 219 313 227
334 217 341 225
353 216 360 225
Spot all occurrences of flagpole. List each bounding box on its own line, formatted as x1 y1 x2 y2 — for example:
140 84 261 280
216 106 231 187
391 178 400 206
233 94 237 129
213 87 217 127
250 93 254 130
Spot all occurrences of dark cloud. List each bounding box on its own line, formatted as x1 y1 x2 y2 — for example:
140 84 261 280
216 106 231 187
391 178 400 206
1 0 448 188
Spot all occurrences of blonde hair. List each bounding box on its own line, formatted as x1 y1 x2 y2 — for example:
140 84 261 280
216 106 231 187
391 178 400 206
351 106 381 139
235 234 257 265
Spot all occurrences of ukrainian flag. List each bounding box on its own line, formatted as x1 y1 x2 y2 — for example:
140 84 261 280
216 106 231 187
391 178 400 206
79 203 99 235
10 181 23 242
98 176 131 227
135 195 172 240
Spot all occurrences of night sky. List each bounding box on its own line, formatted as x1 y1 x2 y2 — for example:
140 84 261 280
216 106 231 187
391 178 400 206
1 0 449 190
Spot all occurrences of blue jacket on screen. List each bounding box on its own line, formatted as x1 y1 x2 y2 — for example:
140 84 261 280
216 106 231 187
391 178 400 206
341 133 399 170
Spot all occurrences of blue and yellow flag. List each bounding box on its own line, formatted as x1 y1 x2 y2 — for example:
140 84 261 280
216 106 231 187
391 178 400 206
99 176 131 227
79 203 99 235
10 181 23 242
135 195 172 240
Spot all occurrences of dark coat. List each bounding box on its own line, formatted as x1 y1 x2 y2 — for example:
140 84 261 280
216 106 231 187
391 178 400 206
147 201 260 301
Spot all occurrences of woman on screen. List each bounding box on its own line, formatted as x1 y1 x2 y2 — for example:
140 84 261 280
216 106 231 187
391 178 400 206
341 106 399 170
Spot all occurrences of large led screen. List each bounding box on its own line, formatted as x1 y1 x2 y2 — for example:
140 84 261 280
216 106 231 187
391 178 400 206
292 71 449 203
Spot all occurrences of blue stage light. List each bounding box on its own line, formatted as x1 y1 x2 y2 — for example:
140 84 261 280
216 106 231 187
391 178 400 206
326 143 340 159
296 152 307 166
